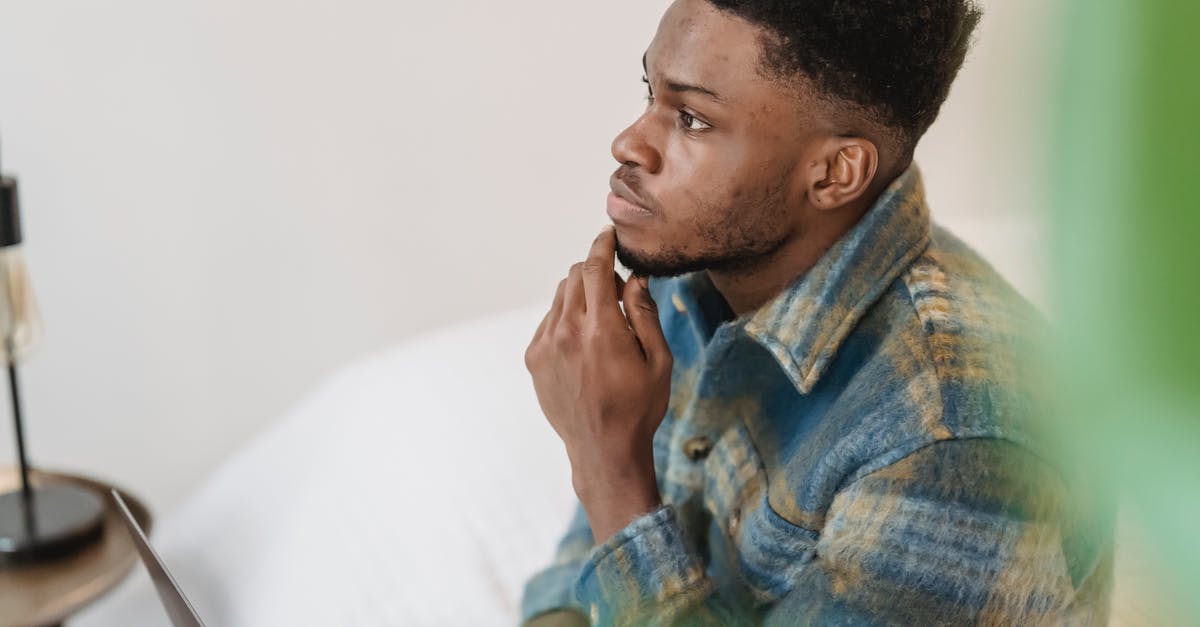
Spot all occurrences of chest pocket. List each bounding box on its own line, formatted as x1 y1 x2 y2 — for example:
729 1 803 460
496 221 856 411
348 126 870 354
702 423 819 606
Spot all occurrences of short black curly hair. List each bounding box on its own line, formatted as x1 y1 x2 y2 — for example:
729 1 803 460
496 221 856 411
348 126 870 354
707 0 982 155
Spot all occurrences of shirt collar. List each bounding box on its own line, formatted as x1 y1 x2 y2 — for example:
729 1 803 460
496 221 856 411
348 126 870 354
672 165 931 395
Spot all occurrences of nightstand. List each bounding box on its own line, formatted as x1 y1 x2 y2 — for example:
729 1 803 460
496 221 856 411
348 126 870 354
0 468 151 627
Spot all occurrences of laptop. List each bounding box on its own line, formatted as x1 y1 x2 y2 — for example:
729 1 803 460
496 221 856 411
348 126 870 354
111 489 207 627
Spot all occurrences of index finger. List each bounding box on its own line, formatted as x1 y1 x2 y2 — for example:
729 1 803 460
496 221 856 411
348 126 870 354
582 226 621 319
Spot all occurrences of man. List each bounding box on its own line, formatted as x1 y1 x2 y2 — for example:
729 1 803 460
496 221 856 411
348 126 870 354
521 0 1112 625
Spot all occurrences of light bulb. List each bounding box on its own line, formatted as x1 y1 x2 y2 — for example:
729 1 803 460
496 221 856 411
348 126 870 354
0 171 41 364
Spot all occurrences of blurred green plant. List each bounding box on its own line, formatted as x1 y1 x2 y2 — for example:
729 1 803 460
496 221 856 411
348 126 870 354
1052 0 1199 620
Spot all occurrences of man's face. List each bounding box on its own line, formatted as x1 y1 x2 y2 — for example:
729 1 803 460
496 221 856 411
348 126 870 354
609 0 820 277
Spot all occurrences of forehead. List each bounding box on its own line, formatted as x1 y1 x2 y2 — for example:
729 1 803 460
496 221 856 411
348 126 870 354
645 0 768 100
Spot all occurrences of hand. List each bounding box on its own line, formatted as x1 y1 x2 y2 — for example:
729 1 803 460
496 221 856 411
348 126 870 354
525 226 674 543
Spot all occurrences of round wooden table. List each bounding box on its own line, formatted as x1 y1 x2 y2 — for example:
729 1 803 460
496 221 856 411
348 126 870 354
0 468 151 627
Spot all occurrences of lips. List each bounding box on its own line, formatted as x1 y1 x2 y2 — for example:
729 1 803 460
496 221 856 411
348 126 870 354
608 177 654 223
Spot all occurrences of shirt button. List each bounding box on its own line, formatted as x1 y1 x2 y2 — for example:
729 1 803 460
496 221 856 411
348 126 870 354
590 603 600 624
682 436 713 462
671 293 688 314
730 507 742 535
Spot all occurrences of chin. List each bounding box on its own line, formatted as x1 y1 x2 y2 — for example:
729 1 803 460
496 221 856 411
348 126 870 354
615 240 704 279
614 239 661 277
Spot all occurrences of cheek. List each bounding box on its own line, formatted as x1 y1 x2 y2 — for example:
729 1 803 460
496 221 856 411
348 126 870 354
659 142 753 212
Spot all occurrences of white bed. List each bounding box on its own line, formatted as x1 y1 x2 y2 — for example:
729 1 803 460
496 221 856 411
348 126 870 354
73 305 573 626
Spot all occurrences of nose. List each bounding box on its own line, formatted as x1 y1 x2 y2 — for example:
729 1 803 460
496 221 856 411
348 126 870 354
611 115 663 174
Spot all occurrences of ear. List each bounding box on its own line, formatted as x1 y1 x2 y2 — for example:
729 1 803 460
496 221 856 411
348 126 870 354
806 138 878 212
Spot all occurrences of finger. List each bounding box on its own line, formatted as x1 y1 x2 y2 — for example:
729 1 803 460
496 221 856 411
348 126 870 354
622 276 671 365
561 263 585 323
582 226 621 319
614 271 627 301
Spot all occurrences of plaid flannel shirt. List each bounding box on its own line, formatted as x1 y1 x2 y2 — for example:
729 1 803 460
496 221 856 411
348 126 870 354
521 167 1113 626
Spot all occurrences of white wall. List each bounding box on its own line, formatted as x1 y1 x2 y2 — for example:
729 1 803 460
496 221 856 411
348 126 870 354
0 0 1055 515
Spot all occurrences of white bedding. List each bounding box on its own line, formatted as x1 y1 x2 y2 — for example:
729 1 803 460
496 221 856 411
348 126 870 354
74 305 575 626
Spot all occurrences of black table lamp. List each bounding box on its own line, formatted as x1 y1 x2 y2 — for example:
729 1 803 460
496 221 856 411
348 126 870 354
0 141 106 566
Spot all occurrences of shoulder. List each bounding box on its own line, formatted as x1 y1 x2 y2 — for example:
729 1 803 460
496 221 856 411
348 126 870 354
859 223 1048 452
762 225 1052 525
898 225 1047 446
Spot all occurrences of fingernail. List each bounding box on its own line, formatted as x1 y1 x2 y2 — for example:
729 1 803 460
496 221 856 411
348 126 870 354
638 276 649 289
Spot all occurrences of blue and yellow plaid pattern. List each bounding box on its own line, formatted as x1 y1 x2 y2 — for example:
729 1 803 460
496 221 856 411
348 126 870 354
522 167 1113 626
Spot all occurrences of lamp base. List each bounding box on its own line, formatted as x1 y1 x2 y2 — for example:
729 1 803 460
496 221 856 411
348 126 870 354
0 484 106 567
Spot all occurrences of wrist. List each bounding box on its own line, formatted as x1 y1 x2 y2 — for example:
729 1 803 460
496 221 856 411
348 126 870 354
571 458 661 543
569 450 657 501
583 494 662 545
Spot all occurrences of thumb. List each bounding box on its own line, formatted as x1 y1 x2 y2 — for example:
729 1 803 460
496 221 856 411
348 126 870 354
622 276 671 365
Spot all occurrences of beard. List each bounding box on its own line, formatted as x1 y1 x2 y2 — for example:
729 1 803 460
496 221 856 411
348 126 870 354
615 234 788 278
613 174 793 279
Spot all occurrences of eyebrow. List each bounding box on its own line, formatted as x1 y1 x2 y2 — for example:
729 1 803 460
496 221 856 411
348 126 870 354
642 52 728 104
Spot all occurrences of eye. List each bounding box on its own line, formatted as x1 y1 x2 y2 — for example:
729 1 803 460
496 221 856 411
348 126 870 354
679 110 711 132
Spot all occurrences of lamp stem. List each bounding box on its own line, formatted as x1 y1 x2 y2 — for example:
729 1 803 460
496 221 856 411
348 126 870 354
8 360 33 503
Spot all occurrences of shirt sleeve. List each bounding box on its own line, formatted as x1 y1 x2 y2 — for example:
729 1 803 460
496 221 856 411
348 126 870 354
572 438 1112 626
521 503 596 624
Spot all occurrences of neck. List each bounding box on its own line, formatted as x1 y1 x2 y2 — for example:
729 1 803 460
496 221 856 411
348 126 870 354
707 201 873 317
